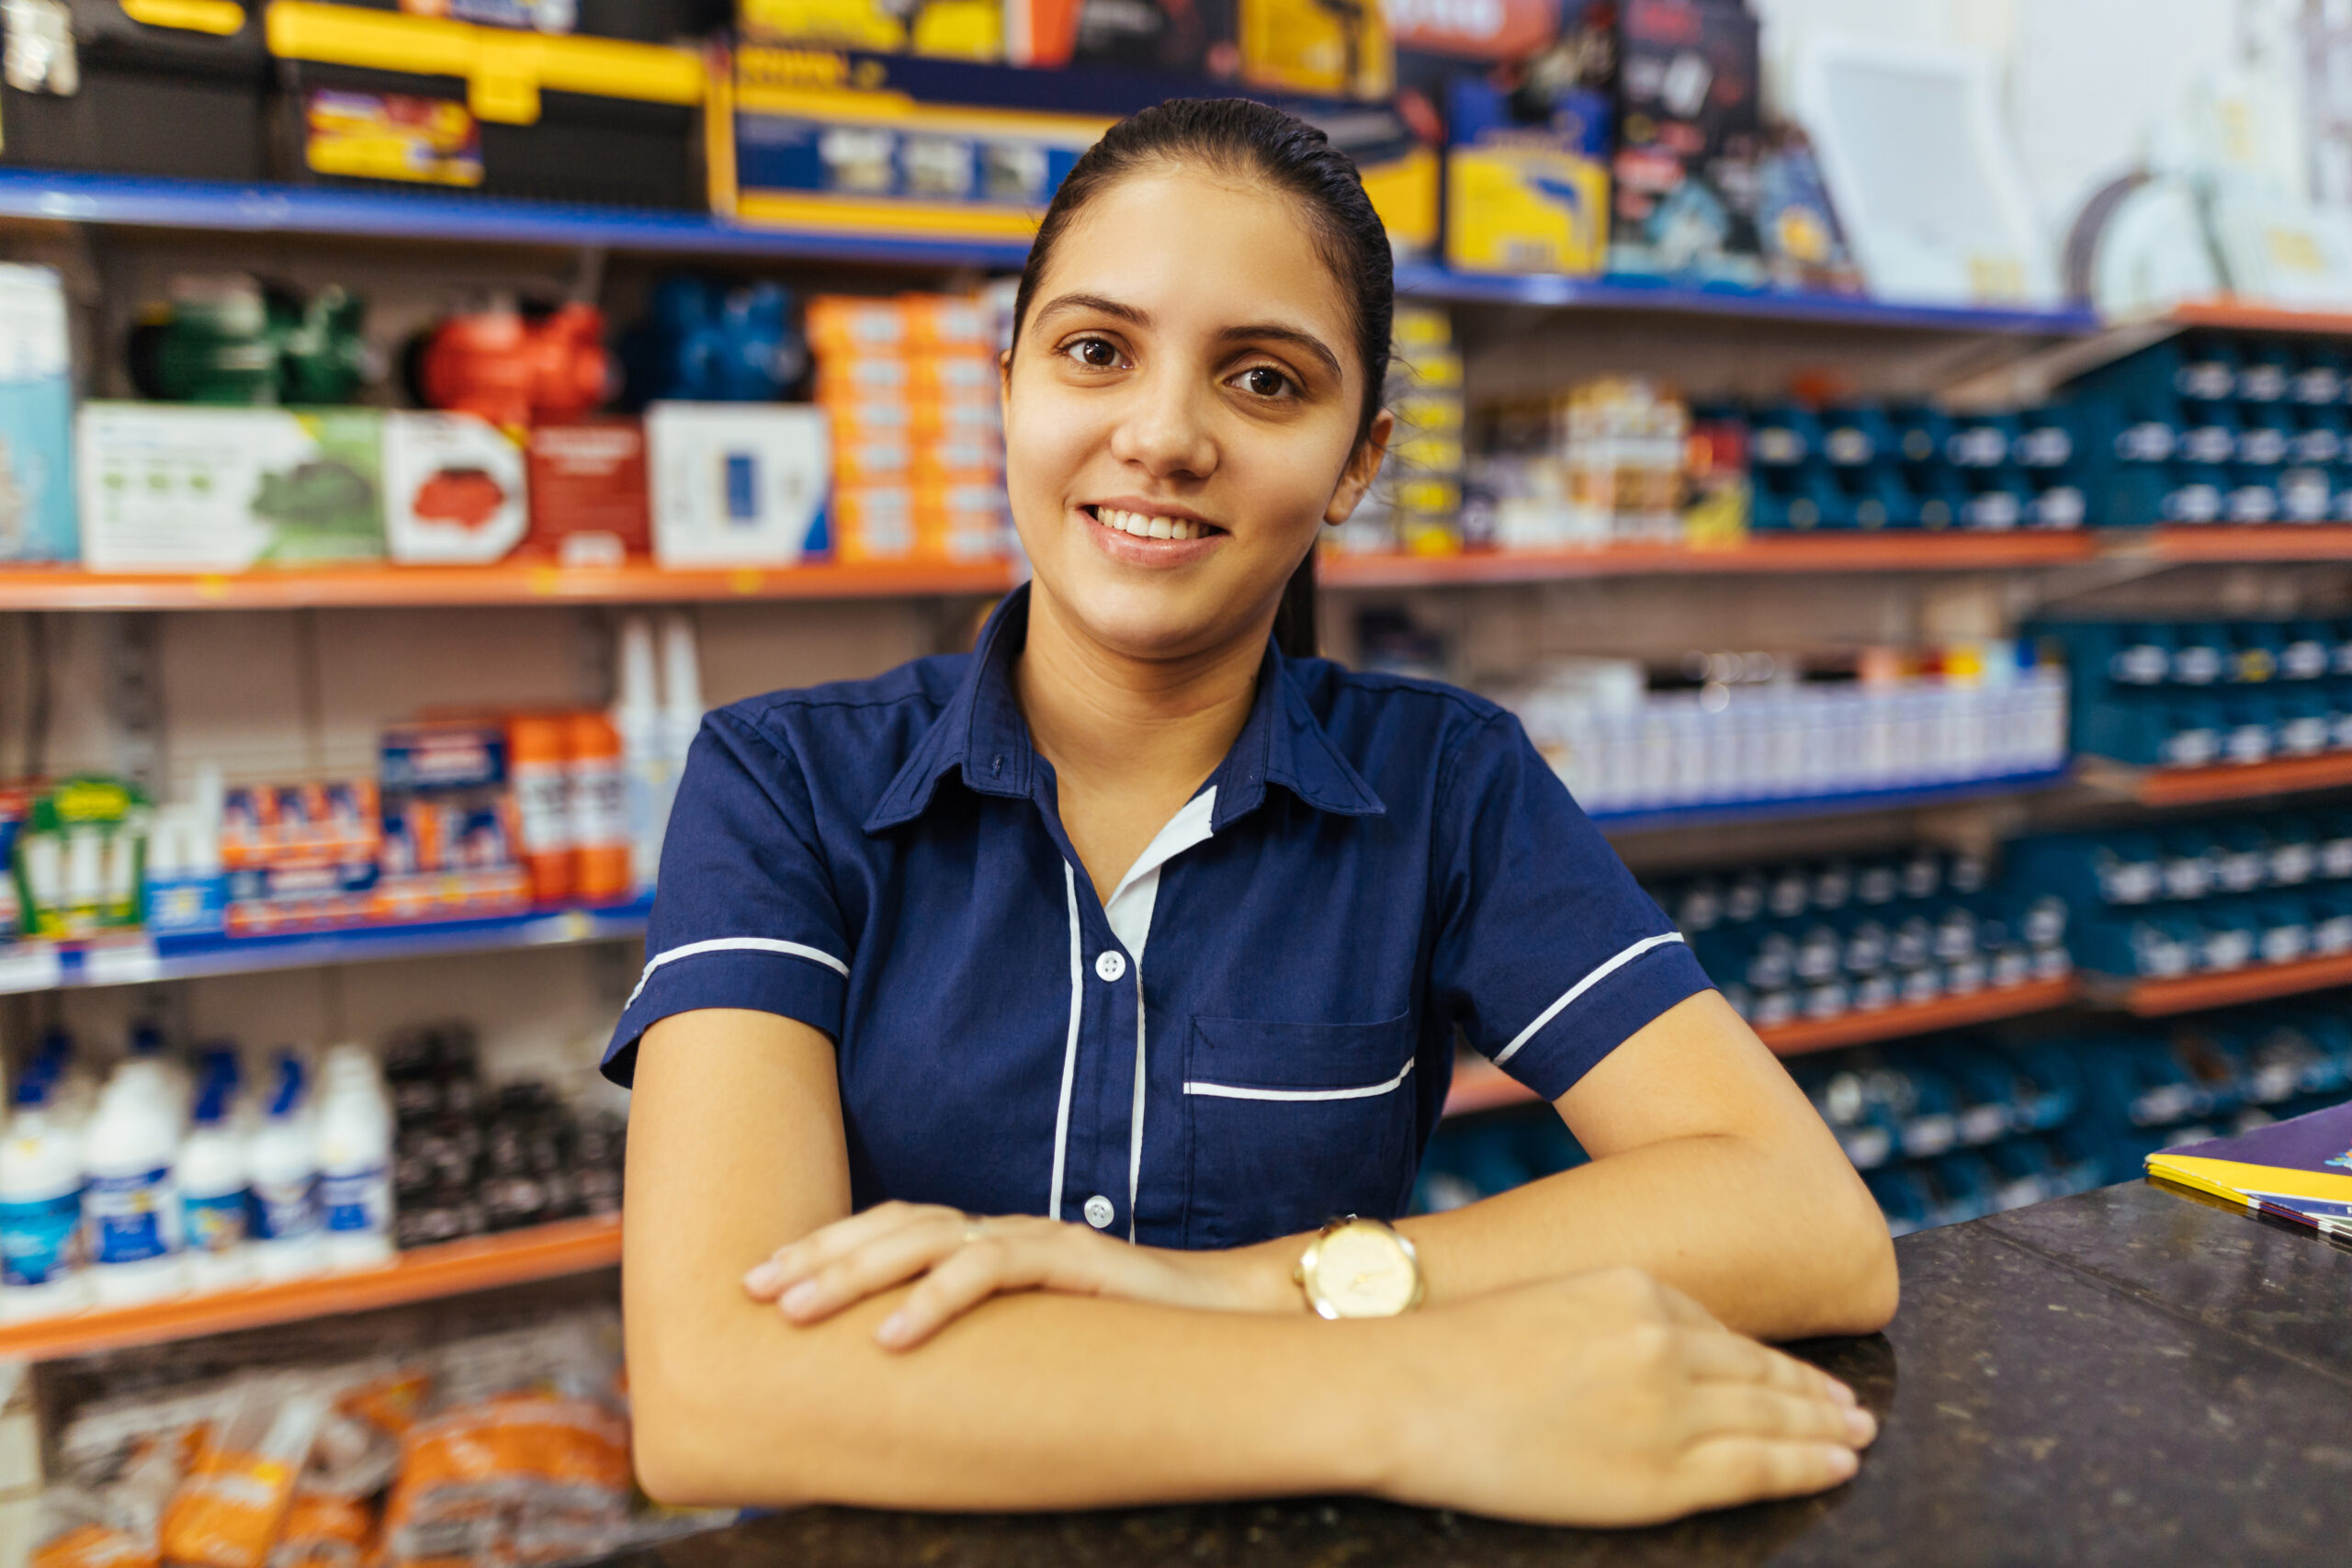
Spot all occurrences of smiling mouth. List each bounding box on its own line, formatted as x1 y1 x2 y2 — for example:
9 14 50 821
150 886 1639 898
1084 504 1222 543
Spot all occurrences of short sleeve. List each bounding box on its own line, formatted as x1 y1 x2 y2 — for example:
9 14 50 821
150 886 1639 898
601 709 851 1087
1428 712 1713 1101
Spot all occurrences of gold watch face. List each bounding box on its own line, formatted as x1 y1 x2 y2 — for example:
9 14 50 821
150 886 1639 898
1309 1221 1420 1318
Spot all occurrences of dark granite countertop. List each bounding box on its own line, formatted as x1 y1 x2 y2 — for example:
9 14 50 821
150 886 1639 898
616 1181 2352 1568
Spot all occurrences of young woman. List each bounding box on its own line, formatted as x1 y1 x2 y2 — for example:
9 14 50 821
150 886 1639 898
616 98 1896 1528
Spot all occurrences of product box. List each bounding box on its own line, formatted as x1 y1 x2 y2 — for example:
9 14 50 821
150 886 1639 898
265 1 707 208
741 0 1002 57
1006 0 1234 73
646 401 832 566
332 0 725 41
1443 77 1608 276
1238 0 1389 98
0 0 270 180
78 402 387 571
524 419 650 563
0 266 79 562
216 779 383 935
10 776 150 940
383 412 528 565
1606 0 1764 286
378 722 530 919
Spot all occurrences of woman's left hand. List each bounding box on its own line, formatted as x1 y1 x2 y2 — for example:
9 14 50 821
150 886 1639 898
741 1202 1295 1348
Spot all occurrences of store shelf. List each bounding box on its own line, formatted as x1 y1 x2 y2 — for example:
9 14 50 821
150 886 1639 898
0 560 1019 612
2093 953 2352 1018
1590 771 2067 836
2102 525 2352 564
1440 977 2083 1116
2076 752 2352 808
0 898 652 996
1390 264 2102 334
0 1215 621 1361
2165 299 2352 336
1320 533 2098 586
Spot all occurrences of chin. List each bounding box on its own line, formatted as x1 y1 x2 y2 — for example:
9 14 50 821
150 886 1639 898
1046 566 1258 660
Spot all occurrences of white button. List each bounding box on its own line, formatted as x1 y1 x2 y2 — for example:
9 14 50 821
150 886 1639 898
1082 1194 1115 1229
1094 951 1127 982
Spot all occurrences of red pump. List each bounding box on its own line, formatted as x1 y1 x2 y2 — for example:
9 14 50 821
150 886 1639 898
413 302 613 430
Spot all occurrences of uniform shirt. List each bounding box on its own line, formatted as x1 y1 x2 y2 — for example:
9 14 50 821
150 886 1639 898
605 586 1712 1248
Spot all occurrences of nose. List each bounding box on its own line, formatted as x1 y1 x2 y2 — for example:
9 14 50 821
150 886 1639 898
1107 363 1217 482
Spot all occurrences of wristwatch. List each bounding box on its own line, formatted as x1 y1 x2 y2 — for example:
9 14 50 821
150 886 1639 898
1293 1215 1425 1319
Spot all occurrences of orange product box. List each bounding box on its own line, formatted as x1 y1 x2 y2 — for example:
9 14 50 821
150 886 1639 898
832 482 917 562
899 293 994 352
833 430 915 484
915 429 1004 479
522 420 650 566
814 353 911 400
806 296 911 357
912 352 999 400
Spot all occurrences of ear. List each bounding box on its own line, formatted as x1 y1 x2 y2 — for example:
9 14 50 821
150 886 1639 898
999 345 1014 401
1323 408 1395 526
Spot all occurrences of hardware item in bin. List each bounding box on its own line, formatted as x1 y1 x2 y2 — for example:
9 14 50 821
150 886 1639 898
522 418 650 564
382 412 528 564
408 300 613 433
618 276 806 406
128 276 375 407
0 264 79 563
266 1 707 208
0 0 270 179
376 722 530 920
717 46 1119 243
741 0 1003 58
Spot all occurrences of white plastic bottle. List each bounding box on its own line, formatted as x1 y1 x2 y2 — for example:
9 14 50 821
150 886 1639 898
613 614 666 896
314 1044 393 1269
0 1070 87 1318
247 1054 322 1281
178 1068 252 1291
83 1064 187 1306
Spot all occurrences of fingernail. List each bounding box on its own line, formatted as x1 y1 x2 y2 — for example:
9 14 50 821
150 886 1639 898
781 1280 822 1316
742 1261 787 1295
1826 1378 1858 1407
876 1312 910 1347
1845 1408 1877 1444
1825 1445 1859 1479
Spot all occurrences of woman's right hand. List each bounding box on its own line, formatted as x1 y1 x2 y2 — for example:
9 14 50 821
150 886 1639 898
1378 1268 1876 1527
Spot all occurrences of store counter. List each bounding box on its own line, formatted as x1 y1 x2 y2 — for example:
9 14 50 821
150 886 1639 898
614 1181 2352 1567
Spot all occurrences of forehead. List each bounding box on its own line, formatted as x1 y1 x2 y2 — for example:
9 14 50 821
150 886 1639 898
1032 164 1357 351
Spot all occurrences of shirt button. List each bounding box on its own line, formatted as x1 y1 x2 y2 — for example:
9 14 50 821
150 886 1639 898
1082 1194 1115 1229
1094 951 1127 982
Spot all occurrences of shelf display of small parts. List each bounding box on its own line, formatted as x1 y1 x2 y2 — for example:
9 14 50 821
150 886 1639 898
1740 400 2086 535
2031 616 2352 769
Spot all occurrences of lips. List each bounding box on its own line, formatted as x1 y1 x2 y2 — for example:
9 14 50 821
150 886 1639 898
1086 504 1218 542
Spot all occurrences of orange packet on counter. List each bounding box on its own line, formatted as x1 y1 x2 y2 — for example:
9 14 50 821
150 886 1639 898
34 1525 158 1568
266 1494 375 1568
160 1391 330 1568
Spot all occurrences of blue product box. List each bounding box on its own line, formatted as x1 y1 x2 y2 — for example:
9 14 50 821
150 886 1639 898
0 265 77 563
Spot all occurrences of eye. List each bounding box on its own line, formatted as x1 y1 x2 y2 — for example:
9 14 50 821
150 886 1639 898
1060 335 1124 370
1234 365 1295 400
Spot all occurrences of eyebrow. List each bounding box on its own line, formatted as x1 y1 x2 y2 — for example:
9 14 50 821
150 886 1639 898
1030 293 1346 382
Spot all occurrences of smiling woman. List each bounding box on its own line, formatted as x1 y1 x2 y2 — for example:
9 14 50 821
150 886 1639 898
616 97 1896 1529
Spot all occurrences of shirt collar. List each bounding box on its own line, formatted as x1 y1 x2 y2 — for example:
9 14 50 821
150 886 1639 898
864 582 1385 835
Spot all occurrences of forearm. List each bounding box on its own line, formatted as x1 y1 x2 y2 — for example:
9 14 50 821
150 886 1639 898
629 1272 1400 1510
1398 1132 1895 1339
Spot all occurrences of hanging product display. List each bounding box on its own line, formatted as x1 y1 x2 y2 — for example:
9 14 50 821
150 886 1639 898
127 276 375 407
410 301 613 432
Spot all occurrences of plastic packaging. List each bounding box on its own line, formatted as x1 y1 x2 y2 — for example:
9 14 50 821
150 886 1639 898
313 1047 393 1270
84 1055 186 1306
613 614 665 896
565 712 632 904
247 1055 322 1282
0 1066 88 1317
180 1063 252 1291
160 1382 331 1568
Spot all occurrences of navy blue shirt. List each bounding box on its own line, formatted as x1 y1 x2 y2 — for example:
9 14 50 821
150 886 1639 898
605 586 1712 1248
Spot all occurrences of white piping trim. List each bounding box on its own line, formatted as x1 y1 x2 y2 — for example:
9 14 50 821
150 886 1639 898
625 936 848 1009
1492 932 1688 1068
1184 1055 1416 1102
1048 863 1083 1223
1102 786 1217 964
1126 968 1147 1242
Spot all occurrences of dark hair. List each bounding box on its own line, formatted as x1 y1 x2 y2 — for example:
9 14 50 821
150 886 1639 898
1009 97 1395 659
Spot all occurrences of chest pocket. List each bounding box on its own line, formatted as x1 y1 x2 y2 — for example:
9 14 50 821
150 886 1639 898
1181 1010 1419 1249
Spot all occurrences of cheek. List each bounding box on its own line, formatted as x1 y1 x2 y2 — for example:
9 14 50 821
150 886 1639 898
1004 380 1102 503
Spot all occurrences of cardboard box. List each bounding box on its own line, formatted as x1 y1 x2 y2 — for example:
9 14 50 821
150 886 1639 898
384 412 528 565
78 403 386 570
0 266 78 563
740 0 1004 58
1444 77 1610 276
524 419 651 563
1607 0 1764 286
646 402 832 567
1006 0 1236 73
1239 0 1391 98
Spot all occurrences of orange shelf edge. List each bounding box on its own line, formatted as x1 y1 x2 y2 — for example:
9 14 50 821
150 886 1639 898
2106 953 2352 1018
2078 752 2352 807
2167 299 2352 336
1441 977 2082 1116
0 1215 621 1361
2125 526 2352 564
1318 533 2097 587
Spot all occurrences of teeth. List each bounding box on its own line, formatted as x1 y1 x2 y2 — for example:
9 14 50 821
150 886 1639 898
1095 506 1204 542
1148 516 1174 539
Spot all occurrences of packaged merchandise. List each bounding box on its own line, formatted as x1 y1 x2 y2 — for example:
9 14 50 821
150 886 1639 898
1604 0 1765 287
741 0 1003 59
645 402 832 567
1755 127 1861 295
1442 74 1609 277
0 1068 89 1318
1338 306 1465 555
127 278 373 408
1005 0 1232 71
1743 400 2085 535
179 1062 253 1292
377 723 530 919
1238 0 1390 98
161 1384 331 1568
83 1054 186 1306
144 804 231 941
381 413 529 566
522 421 651 565
314 1046 395 1270
11 776 150 939
219 781 383 937
563 714 632 905
2033 617 2352 771
0 0 269 181
619 278 806 406
265 2 707 209
0 265 80 562
76 404 387 571
248 1055 322 1283
505 716 574 906
409 304 613 434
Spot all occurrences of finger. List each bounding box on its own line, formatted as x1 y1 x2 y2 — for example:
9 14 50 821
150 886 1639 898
1679 1385 1876 1450
1673 1436 1860 1513
1676 1331 1859 1408
879 1230 1125 1349
776 1213 978 1322
743 1202 955 1297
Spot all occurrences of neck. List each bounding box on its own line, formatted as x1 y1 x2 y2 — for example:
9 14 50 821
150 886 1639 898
1013 586 1271 799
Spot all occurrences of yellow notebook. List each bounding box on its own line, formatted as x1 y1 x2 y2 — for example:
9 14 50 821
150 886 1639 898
2146 1101 2352 1237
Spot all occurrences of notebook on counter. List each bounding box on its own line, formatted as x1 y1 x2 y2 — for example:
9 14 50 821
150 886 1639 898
2146 1102 2352 1239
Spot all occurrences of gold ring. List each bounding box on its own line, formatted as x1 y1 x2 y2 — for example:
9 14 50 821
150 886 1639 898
961 1214 988 1245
